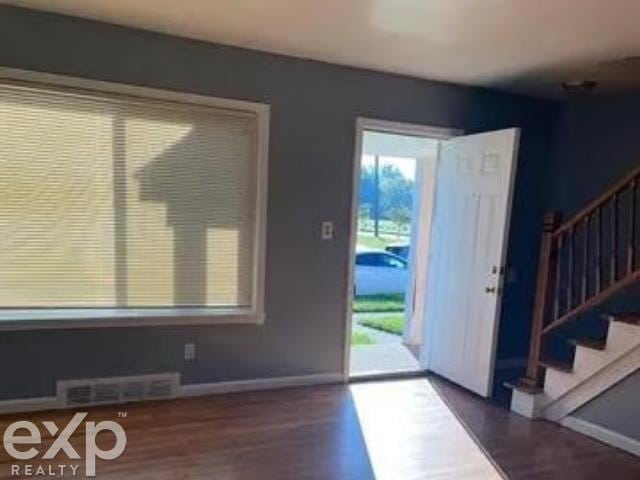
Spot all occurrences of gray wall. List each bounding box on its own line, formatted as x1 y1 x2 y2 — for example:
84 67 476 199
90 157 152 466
0 6 559 400
574 370 640 441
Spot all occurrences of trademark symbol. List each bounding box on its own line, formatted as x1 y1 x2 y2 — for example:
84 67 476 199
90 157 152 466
117 411 128 418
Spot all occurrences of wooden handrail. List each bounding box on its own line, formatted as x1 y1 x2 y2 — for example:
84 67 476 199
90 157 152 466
553 165 640 237
523 166 640 387
542 270 640 334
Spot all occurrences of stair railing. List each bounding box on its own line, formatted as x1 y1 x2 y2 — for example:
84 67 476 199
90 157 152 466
523 165 640 387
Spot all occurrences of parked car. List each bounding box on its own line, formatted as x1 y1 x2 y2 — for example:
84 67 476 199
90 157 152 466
354 250 409 295
385 243 410 259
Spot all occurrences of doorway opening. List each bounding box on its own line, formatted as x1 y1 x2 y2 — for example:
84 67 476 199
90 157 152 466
346 119 520 396
347 120 451 378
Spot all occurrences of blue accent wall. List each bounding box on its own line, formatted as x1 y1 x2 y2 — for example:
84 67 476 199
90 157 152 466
550 94 640 215
540 94 640 366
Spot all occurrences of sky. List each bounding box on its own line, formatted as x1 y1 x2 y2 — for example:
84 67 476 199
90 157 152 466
361 154 416 181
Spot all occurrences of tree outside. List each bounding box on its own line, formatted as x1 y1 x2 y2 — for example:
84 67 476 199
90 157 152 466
387 206 412 238
358 159 415 239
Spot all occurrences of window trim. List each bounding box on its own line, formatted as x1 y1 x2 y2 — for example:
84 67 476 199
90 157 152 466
0 68 269 330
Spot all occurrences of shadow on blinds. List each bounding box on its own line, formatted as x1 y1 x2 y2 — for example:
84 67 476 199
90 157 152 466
129 121 254 308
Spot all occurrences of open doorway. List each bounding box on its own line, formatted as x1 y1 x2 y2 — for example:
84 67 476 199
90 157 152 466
346 118 521 396
347 119 456 378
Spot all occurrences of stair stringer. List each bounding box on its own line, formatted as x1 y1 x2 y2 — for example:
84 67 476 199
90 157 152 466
509 321 640 420
541 343 640 422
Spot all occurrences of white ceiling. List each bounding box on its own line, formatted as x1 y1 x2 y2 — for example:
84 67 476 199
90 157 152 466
6 0 640 97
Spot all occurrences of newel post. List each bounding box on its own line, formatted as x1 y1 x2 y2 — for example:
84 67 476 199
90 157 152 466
524 211 561 386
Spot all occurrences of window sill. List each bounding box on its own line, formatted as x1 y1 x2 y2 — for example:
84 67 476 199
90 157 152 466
0 308 265 331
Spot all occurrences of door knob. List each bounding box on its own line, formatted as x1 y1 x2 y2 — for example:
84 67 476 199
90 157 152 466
485 286 496 294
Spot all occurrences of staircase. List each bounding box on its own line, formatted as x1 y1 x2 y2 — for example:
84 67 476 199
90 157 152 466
511 313 640 420
509 166 640 422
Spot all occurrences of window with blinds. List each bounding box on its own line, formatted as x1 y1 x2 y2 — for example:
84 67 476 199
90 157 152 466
0 80 266 316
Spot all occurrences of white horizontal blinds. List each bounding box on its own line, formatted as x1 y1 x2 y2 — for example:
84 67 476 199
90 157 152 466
0 89 116 307
0 83 257 308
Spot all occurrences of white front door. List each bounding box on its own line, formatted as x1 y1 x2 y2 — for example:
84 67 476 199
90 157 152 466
420 128 520 397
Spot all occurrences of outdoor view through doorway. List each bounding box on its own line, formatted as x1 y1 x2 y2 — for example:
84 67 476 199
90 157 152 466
350 129 440 377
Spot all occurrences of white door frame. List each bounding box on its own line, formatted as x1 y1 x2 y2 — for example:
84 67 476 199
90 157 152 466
342 117 461 381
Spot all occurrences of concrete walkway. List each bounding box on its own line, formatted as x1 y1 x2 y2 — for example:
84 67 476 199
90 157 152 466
350 343 420 377
350 313 421 376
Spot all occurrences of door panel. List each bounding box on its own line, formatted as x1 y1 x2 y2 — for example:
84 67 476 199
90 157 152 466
421 128 519 397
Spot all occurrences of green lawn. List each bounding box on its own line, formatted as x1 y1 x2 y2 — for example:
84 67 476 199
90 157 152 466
353 294 405 313
357 313 404 335
356 234 390 250
351 331 375 345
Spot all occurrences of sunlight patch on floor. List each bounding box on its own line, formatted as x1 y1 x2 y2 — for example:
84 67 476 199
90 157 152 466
350 378 503 480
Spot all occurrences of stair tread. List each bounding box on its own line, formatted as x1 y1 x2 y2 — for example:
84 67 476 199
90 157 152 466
540 359 573 373
568 338 606 350
604 313 640 325
503 380 543 395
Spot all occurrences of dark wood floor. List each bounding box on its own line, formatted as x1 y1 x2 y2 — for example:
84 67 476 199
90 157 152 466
430 376 640 479
0 376 638 479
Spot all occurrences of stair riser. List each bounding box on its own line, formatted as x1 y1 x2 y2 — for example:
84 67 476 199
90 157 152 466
606 321 640 351
544 322 640 401
544 369 575 399
574 347 607 373
548 347 620 399
542 345 640 421
513 316 640 419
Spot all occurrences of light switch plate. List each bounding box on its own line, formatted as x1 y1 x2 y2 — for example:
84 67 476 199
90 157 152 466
321 221 334 240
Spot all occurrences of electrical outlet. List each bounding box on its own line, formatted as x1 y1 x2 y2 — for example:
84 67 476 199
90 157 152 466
321 221 334 240
184 342 196 361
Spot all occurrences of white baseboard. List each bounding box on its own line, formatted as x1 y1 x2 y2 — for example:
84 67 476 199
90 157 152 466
561 416 640 457
180 373 344 397
0 396 59 415
0 373 344 416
